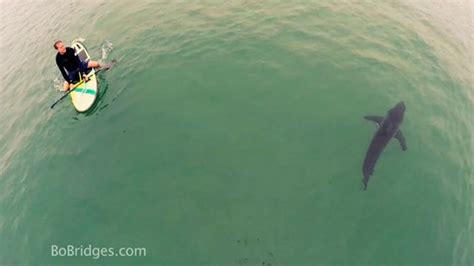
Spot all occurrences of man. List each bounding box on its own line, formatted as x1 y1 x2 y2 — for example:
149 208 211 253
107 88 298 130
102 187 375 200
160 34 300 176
54 40 100 91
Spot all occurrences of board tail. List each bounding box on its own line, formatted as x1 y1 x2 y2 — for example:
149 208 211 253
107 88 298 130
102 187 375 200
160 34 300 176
73 37 86 43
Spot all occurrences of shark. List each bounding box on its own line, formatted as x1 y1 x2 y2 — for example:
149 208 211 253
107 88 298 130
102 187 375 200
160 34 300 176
362 102 407 190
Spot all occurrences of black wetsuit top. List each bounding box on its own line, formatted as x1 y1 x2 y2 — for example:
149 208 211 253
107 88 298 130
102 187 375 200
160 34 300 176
56 47 80 82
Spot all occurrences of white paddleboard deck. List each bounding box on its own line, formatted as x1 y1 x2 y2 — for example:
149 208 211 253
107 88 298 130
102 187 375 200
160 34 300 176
70 39 98 112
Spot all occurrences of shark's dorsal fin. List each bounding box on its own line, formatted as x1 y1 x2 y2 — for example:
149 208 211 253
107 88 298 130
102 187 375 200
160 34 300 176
394 130 407 151
364 115 384 126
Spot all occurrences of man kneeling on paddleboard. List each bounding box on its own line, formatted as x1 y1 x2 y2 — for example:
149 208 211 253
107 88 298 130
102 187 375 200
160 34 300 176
54 40 100 91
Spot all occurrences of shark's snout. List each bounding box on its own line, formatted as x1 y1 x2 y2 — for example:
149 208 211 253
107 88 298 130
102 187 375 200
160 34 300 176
396 101 406 111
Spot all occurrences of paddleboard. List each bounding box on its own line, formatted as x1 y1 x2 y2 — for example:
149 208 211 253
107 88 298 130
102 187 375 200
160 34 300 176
70 39 98 112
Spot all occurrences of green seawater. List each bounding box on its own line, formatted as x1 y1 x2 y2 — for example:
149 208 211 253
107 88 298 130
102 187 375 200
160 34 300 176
0 1 472 265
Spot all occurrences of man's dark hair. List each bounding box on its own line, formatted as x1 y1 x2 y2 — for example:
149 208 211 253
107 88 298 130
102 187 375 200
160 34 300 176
53 40 62 49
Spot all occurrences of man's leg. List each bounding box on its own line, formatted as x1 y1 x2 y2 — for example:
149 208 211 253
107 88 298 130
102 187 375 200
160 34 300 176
63 81 69 91
78 60 95 82
87 60 100 68
68 69 80 85
81 60 100 82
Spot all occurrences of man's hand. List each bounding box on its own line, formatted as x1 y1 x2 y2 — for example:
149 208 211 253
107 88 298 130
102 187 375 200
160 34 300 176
69 83 75 91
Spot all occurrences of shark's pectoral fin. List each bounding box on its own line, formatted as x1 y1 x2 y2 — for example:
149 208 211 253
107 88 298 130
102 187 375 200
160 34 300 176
364 115 384 126
394 130 407 151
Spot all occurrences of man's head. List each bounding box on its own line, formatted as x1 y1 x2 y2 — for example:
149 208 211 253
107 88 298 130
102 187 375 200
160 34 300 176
53 40 66 55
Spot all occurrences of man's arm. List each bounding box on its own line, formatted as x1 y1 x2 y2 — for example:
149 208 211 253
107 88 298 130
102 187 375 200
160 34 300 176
56 57 70 83
68 47 81 66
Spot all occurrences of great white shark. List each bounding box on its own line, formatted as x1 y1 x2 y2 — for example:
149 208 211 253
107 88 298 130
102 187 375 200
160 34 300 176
362 102 407 190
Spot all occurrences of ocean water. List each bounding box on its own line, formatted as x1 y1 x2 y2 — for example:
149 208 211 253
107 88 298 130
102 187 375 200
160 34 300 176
0 1 472 265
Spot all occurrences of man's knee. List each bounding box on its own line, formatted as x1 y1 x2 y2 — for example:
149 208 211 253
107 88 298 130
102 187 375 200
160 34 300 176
88 60 99 68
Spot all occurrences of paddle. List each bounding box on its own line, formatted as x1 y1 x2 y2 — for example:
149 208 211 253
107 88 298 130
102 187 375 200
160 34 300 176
50 60 117 109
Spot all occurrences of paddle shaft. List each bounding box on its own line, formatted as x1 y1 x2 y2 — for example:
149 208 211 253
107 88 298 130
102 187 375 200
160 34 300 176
50 68 103 109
